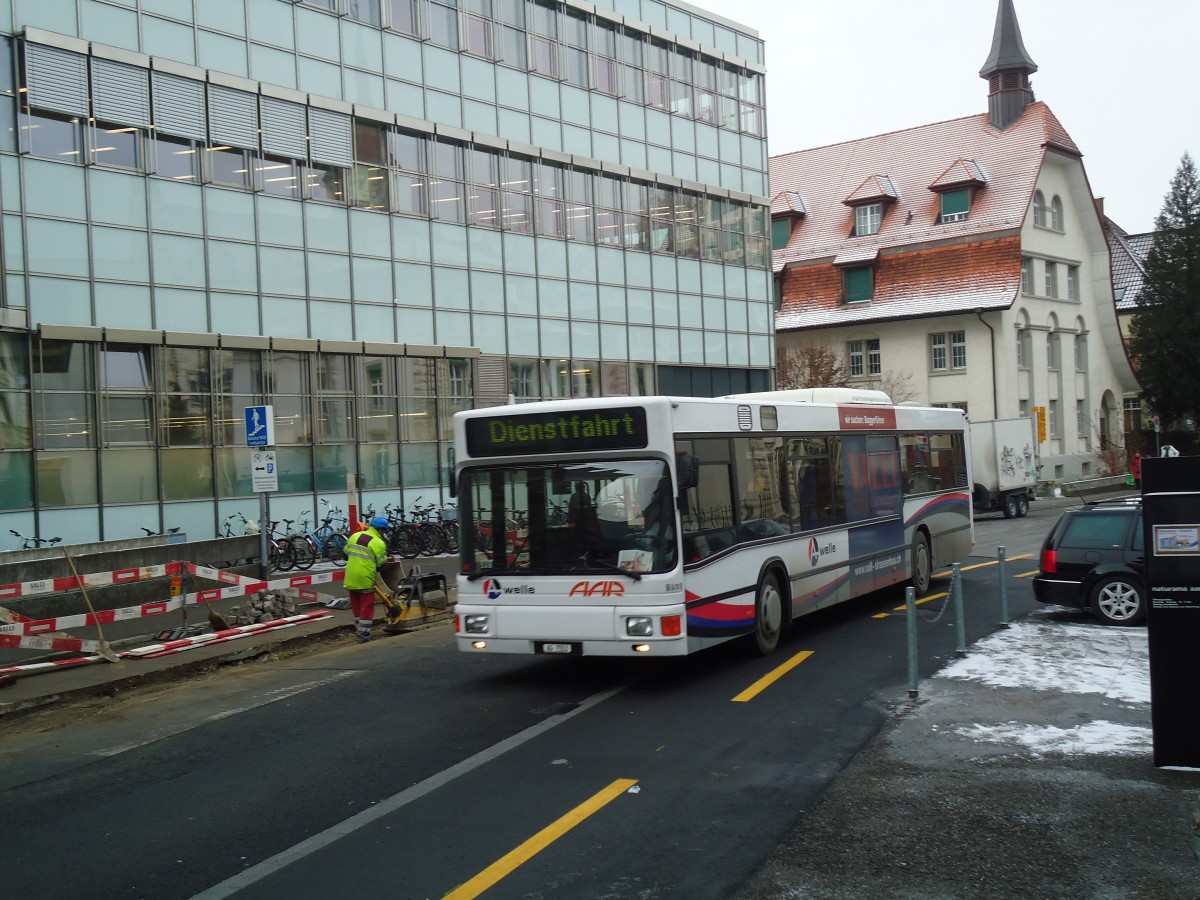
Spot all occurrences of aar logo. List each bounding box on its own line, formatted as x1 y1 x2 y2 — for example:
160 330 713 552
483 578 503 600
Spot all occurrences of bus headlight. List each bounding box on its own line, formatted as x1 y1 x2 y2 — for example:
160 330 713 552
625 616 654 637
464 614 490 634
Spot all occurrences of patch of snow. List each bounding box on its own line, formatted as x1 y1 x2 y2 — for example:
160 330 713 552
956 721 1152 758
939 618 1149 705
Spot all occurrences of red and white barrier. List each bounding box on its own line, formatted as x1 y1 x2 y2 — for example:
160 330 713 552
0 654 114 679
123 611 333 658
0 563 181 601
0 564 347 644
0 633 109 654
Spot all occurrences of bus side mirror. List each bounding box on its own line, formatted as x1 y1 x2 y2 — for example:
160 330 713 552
677 453 699 491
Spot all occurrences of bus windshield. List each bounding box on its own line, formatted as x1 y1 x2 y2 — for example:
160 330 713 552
460 459 678 578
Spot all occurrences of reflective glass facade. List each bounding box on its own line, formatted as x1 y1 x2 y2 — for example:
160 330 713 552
0 0 772 544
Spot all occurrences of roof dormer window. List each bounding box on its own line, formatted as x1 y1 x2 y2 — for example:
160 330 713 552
854 203 882 236
930 159 986 225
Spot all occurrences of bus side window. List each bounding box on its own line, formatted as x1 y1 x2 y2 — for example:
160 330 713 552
679 438 736 562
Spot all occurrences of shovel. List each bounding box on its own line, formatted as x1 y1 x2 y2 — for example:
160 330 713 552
62 548 122 667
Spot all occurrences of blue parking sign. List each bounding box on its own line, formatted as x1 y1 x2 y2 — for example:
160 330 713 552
245 405 275 447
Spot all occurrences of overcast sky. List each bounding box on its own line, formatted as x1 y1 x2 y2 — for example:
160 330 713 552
695 0 1200 234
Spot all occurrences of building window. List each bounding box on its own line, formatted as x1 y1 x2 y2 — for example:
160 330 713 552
22 109 83 161
1075 334 1088 372
462 12 495 59
1021 257 1033 294
1076 400 1087 442
930 332 965 371
1016 327 1032 369
939 189 969 223
304 161 347 203
771 218 792 250
387 0 420 36
848 339 880 378
257 154 300 197
1033 189 1047 227
427 0 460 49
1067 265 1080 300
844 266 873 303
206 145 250 188
91 122 142 170
950 330 966 369
1044 261 1058 298
853 203 882 236
345 0 382 25
1047 333 1060 370
1123 397 1142 435
931 333 946 371
1050 195 1063 230
152 133 200 182
1049 399 1060 439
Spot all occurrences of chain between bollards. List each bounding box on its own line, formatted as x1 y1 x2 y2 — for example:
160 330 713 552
905 585 918 698
952 562 966 657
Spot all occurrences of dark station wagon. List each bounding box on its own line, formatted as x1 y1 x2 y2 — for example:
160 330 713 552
1032 498 1146 626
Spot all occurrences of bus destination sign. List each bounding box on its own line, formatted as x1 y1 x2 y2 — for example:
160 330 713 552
466 407 649 457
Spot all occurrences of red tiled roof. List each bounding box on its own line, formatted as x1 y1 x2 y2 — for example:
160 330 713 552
843 175 899 206
929 158 987 191
770 190 808 217
775 237 1023 331
769 102 1080 275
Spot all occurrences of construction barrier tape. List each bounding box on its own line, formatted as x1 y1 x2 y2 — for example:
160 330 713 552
0 562 182 601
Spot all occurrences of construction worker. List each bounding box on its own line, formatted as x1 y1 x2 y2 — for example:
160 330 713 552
344 515 391 643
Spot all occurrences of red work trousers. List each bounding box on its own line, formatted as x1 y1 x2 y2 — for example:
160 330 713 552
348 588 376 620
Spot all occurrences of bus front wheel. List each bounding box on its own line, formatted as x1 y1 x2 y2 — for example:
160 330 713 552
753 572 784 656
911 532 931 597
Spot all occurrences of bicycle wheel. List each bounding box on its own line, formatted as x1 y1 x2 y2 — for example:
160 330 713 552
418 524 445 556
273 538 296 572
442 523 459 554
395 524 420 559
289 535 316 570
324 532 348 566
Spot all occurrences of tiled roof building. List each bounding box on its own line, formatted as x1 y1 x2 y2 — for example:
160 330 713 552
768 0 1138 481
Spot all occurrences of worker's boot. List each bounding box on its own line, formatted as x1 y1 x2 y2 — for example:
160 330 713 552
356 618 372 643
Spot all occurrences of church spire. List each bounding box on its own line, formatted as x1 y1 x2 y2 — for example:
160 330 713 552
979 0 1038 130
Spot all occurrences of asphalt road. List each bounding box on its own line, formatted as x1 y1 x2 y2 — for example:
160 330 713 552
0 510 1058 899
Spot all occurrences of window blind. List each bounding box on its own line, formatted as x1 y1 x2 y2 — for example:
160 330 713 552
151 72 207 141
91 58 151 128
207 84 259 151
24 44 89 116
308 107 353 168
260 97 308 160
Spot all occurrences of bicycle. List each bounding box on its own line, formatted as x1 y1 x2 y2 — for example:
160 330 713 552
278 517 316 571
9 529 62 550
266 520 298 573
221 512 259 538
298 509 348 567
382 503 421 559
407 499 445 556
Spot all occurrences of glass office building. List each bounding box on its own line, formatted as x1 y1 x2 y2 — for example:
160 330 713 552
0 0 771 544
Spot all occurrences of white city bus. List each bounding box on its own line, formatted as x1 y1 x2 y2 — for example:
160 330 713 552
451 389 972 657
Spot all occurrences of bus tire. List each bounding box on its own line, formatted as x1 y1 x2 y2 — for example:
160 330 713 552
910 531 932 597
753 572 784 656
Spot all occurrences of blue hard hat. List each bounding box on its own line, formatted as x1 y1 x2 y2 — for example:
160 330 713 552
370 515 390 530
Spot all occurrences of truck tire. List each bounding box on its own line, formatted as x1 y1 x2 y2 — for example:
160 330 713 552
1003 493 1019 518
1015 494 1029 517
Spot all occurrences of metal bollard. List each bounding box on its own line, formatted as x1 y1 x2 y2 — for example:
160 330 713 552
906 586 918 698
998 545 1010 626
952 562 967 657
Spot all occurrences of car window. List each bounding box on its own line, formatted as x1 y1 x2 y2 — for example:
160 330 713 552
1132 515 1144 551
1059 513 1131 550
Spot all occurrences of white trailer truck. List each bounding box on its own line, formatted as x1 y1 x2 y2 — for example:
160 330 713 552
970 417 1038 518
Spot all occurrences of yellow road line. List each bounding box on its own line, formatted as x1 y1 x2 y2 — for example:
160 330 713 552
444 778 638 900
1016 569 1039 578
891 591 948 612
731 649 814 702
937 553 1033 577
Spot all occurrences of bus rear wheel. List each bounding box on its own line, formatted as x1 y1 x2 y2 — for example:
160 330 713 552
753 572 784 656
910 532 932 597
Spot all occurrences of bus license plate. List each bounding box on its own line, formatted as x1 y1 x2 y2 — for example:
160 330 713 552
539 642 577 655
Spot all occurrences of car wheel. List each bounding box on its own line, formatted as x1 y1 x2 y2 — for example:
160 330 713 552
1003 494 1018 518
909 531 932 596
1015 494 1029 517
1090 575 1145 626
753 572 784 655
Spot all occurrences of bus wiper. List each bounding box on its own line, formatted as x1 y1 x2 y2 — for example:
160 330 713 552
580 557 643 581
